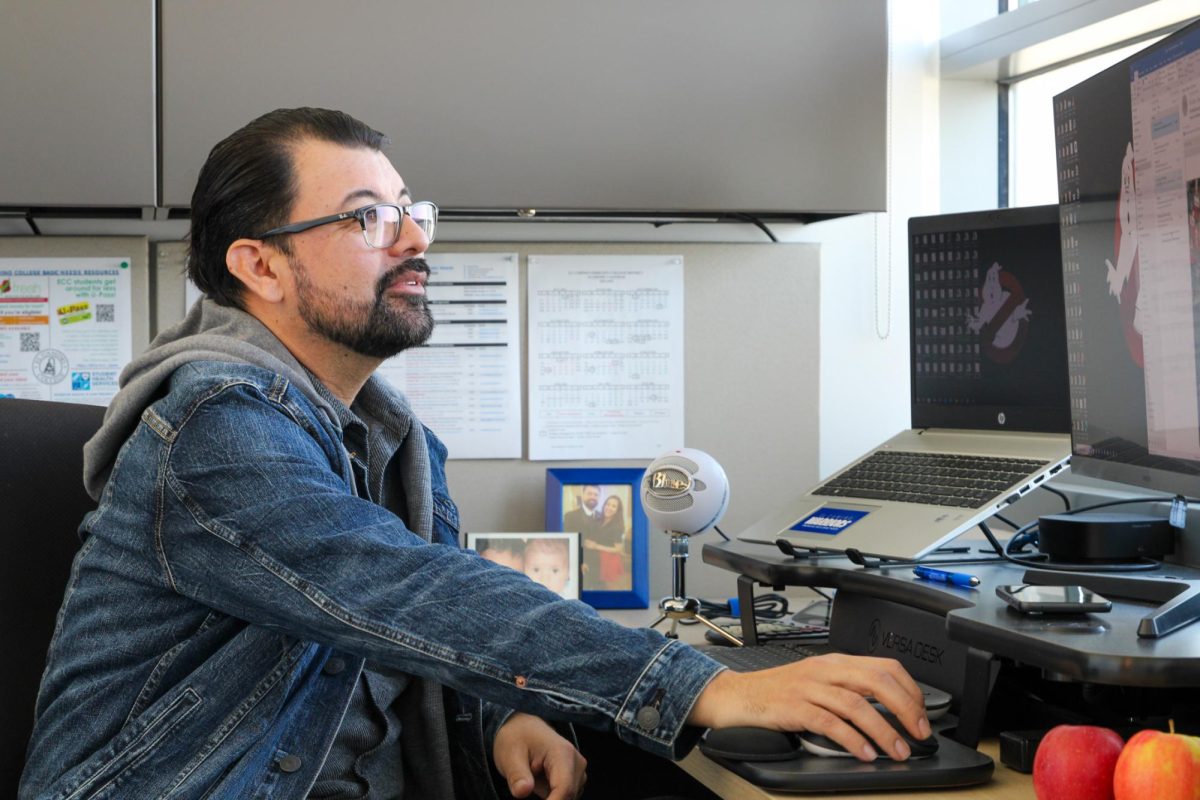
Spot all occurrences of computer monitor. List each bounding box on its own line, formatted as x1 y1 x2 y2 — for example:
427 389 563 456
908 204 1069 435
1053 18 1200 501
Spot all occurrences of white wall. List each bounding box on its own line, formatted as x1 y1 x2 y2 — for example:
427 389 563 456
799 0 942 477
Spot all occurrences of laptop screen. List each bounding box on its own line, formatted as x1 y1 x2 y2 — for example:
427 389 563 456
908 205 1070 434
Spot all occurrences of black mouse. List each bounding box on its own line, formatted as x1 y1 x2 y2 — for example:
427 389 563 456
700 727 804 762
797 710 938 760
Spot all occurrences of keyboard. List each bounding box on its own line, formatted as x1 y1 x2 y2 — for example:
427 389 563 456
812 450 1048 508
705 621 830 645
697 640 832 672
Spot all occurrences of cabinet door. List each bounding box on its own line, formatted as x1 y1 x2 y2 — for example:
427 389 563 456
160 0 886 214
0 1 156 207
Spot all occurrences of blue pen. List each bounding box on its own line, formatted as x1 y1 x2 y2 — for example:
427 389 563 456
912 566 980 588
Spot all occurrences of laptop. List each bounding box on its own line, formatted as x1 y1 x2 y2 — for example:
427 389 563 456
739 205 1072 561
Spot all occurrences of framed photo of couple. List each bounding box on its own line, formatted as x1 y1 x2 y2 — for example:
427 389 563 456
545 467 649 609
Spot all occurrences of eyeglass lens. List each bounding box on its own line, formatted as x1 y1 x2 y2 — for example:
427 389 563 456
362 203 437 248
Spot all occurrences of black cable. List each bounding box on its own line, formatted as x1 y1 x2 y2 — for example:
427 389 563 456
993 513 1019 530
692 592 790 622
25 212 41 236
1042 485 1072 511
731 213 779 242
712 524 731 542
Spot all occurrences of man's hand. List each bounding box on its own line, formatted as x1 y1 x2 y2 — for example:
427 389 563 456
493 712 587 800
687 653 930 762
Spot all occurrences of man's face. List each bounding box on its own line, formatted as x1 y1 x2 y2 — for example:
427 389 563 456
278 139 434 359
581 486 600 511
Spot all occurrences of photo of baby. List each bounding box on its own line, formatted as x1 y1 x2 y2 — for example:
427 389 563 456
466 532 581 600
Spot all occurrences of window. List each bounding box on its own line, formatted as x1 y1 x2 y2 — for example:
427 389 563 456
1008 39 1162 206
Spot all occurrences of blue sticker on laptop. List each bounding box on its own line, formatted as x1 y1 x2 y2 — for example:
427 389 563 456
790 507 870 535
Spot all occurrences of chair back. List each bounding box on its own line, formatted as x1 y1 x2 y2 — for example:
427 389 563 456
0 398 106 796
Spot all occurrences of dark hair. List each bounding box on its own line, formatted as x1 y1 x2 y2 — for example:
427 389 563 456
187 107 389 308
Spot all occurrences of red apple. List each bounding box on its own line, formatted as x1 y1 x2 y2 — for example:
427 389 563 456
1033 724 1124 800
1113 728 1200 800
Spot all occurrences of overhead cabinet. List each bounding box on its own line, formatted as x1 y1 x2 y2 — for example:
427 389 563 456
4 1 888 216
0 1 157 208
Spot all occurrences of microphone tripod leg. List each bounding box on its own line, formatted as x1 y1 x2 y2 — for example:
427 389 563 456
693 613 743 646
648 613 681 639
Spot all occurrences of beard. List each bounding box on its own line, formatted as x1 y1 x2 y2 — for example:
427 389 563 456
293 256 435 359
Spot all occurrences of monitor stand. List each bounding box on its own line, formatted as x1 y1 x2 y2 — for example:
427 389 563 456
1022 569 1200 638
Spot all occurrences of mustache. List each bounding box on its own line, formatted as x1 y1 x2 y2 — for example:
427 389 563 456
375 257 431 296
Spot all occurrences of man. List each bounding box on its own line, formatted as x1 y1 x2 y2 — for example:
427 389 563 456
562 484 601 537
21 108 929 800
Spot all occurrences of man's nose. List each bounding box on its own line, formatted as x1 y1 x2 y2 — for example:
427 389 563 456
387 212 430 258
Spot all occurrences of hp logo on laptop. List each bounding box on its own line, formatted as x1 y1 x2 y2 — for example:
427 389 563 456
997 412 1007 426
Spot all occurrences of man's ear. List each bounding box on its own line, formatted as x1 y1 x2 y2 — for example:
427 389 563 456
226 239 286 304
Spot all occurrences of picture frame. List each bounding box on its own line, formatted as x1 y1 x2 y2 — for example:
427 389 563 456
465 531 582 601
545 467 649 609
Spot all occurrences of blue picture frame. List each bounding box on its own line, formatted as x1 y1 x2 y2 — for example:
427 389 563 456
546 467 649 609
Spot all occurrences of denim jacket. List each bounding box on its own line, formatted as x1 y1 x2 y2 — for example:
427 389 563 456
20 301 723 800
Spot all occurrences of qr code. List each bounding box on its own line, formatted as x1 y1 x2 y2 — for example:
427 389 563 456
96 304 115 323
19 332 40 352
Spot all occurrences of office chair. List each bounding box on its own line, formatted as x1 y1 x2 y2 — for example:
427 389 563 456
0 398 106 797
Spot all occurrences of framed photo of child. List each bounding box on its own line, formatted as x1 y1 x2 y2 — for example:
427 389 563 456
465 532 582 601
545 467 649 609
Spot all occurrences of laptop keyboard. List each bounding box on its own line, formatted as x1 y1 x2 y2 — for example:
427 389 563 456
812 450 1048 508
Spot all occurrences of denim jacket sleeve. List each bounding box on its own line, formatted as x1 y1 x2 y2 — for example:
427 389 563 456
142 374 723 759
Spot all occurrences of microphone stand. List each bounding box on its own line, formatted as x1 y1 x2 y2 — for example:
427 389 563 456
650 530 742 646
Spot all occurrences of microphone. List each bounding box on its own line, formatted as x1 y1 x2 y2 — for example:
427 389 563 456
640 448 730 536
641 448 740 645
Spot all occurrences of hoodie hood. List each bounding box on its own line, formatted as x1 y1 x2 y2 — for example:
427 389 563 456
83 298 338 501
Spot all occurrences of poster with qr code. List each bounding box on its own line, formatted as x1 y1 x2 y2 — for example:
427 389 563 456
0 257 132 404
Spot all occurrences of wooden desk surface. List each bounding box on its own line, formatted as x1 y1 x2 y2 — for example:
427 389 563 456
677 739 1032 799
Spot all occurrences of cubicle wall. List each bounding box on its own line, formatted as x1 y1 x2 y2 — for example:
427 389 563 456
156 241 821 601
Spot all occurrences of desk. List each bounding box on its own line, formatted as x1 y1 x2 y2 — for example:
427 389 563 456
601 606 1030 799
701 540 1200 687
678 740 1030 799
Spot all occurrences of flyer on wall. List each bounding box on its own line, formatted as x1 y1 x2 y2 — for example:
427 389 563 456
0 257 133 405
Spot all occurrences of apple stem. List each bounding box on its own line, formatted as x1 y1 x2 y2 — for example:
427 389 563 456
1170 719 1176 734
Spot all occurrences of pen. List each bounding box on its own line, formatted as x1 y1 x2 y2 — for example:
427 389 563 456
912 565 980 588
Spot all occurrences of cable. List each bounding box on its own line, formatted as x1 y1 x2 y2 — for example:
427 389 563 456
974 491 1196 573
730 213 778 243
993 513 1019 530
1042 485 1072 511
689 592 791 623
712 524 731 542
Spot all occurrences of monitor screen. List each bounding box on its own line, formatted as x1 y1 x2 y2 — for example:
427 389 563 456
908 205 1070 433
1053 19 1200 497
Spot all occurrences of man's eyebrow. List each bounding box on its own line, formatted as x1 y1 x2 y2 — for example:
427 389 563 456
340 188 413 208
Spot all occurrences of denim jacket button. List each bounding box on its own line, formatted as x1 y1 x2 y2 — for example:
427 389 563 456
277 753 303 773
635 706 661 731
323 657 346 675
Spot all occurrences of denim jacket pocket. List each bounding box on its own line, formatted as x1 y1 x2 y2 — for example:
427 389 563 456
56 688 203 800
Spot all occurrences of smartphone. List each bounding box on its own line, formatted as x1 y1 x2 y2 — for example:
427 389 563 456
996 584 1112 614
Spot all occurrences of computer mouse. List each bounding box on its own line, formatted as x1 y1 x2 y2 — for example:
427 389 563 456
866 683 952 720
797 710 939 760
700 726 804 762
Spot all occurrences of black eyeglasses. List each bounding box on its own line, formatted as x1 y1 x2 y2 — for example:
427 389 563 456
254 201 437 249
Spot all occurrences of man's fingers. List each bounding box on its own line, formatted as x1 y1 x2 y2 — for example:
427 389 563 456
541 744 587 800
499 753 536 798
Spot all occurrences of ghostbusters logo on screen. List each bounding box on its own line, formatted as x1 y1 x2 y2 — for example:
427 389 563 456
966 262 1032 364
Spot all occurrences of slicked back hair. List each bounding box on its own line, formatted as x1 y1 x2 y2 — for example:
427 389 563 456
186 107 389 308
